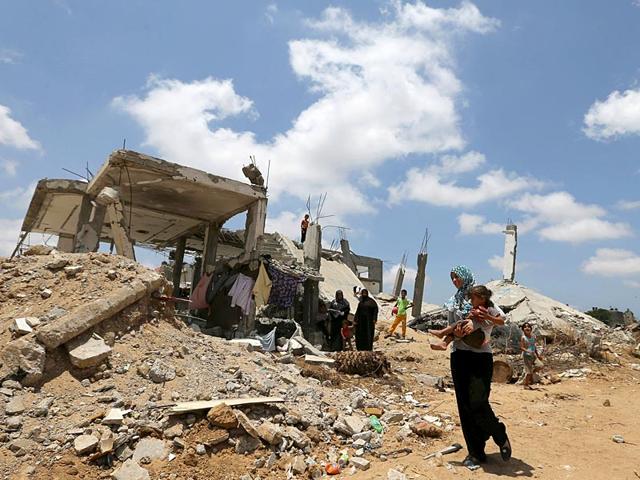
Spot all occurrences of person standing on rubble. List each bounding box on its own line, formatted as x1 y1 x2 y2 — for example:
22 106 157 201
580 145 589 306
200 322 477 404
354 289 378 351
446 265 511 470
301 214 310 243
328 290 350 351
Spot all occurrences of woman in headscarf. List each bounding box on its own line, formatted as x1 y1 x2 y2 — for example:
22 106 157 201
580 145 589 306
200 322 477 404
328 290 350 351
446 266 511 470
354 289 378 351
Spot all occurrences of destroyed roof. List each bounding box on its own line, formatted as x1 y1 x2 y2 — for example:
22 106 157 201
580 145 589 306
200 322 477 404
486 279 633 344
21 150 266 251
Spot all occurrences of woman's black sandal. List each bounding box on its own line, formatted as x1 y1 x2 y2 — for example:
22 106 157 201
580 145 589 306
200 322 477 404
500 437 512 461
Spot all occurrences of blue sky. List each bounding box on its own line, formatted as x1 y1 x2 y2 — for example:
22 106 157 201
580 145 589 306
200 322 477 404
1 1 639 314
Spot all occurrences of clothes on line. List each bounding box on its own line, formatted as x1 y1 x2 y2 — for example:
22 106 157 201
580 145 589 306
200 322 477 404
266 263 306 308
190 272 212 310
253 262 272 308
228 273 255 314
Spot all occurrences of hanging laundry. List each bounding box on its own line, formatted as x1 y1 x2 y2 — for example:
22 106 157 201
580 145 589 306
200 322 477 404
190 272 212 310
266 264 305 308
228 273 255 314
252 262 272 308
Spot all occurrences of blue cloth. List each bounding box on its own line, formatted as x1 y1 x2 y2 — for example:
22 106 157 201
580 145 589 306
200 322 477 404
444 265 475 318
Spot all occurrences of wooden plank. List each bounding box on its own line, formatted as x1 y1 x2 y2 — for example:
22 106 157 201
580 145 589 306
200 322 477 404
304 354 335 365
169 396 285 414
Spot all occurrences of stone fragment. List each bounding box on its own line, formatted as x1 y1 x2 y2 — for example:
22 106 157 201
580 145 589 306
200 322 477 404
291 455 307 475
351 457 371 471
235 410 260 439
33 397 54 417
0 387 13 397
334 415 365 436
41 289 53 299
132 438 167 463
411 422 443 438
2 380 22 390
148 360 175 383
9 438 33 456
13 318 33 335
387 468 408 480
0 337 46 383
200 428 229 446
207 404 237 429
352 431 373 442
164 423 184 439
364 407 384 417
352 439 367 449
235 435 262 454
195 444 207 455
257 421 283 446
66 334 112 369
103 408 127 425
612 435 625 444
381 411 404 424
413 374 445 389
45 258 69 270
111 459 150 480
74 435 99 455
173 438 186 450
107 270 118 280
64 265 83 277
6 416 23 431
5 396 26 415
284 426 311 449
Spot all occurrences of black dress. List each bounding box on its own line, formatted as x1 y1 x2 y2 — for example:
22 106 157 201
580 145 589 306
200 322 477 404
354 298 378 351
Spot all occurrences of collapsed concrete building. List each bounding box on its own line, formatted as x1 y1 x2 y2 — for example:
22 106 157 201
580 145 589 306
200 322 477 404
16 149 384 342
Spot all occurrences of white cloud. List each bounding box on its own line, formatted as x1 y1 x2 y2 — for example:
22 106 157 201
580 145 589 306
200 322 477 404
0 182 36 211
390 155 539 207
1 159 18 177
114 2 498 218
624 280 640 288
458 213 503 235
582 248 640 277
584 88 640 140
488 254 503 271
265 3 278 24
616 199 640 210
0 105 41 151
266 210 303 240
508 192 632 243
0 218 22 256
0 48 22 64
383 262 419 296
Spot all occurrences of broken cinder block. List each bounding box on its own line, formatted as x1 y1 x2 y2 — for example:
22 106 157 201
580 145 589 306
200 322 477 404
66 334 112 369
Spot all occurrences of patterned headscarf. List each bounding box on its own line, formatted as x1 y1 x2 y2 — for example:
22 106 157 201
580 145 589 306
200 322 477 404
445 265 475 316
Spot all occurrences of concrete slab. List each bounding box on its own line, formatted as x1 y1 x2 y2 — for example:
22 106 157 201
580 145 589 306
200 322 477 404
66 334 112 369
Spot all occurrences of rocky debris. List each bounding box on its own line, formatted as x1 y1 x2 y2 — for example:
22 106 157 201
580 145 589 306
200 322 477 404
257 421 283 446
235 410 261 439
103 408 128 425
64 265 83 277
207 403 238 429
235 435 262 454
5 396 26 415
9 439 33 457
33 397 54 417
66 333 112 368
74 434 99 455
45 257 69 270
334 415 366 436
163 423 184 439
112 459 150 480
612 435 625 444
291 455 307 474
6 416 23 431
132 438 167 463
148 360 176 383
0 337 46 383
351 457 371 471
387 468 408 480
40 288 53 299
411 422 443 438
13 317 36 336
381 411 404 425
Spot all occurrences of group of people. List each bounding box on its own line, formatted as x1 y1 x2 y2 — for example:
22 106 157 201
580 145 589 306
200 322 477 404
322 288 380 352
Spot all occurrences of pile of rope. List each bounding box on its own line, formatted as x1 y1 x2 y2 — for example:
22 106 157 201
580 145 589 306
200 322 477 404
333 351 391 376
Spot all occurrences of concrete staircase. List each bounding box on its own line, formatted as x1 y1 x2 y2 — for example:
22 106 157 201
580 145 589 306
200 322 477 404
257 233 299 265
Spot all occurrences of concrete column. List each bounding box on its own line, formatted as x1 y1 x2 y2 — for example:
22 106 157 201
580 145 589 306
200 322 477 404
339 239 357 273
57 233 75 253
502 224 517 282
392 265 405 298
172 236 187 297
202 223 220 274
412 253 428 318
96 187 134 259
74 195 106 253
303 224 322 270
244 198 268 254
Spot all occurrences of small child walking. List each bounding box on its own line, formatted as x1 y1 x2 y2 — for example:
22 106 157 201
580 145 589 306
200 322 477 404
386 289 412 339
520 322 542 387
429 285 503 351
341 319 354 351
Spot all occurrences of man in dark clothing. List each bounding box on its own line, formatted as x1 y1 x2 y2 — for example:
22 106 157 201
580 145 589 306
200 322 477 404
328 290 350 351
354 289 378 351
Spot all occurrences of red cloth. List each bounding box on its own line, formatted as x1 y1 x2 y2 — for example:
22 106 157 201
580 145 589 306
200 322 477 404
190 273 212 309
341 326 352 339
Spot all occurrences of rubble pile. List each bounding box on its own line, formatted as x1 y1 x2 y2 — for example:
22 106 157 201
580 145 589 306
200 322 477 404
0 251 456 480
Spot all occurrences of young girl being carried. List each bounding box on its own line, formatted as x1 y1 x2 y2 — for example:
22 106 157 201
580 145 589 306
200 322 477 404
520 322 543 388
429 285 504 351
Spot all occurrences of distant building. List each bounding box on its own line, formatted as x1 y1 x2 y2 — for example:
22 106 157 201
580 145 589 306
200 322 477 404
586 307 636 328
